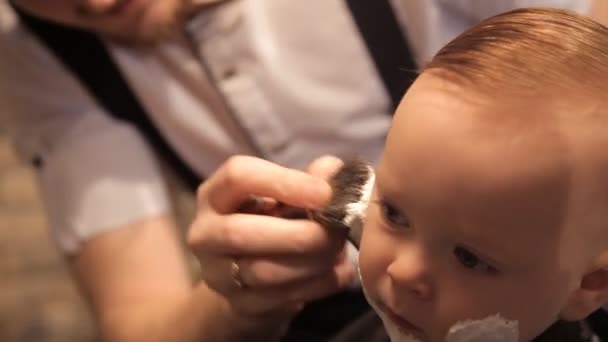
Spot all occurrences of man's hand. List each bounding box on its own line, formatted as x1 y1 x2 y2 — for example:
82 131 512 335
188 155 354 322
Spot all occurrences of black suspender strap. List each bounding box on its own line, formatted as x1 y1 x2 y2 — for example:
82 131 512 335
346 0 418 111
12 4 202 191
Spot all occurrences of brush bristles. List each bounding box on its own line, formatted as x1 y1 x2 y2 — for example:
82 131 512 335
310 159 375 243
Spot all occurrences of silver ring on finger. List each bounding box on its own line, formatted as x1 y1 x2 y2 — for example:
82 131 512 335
230 258 249 290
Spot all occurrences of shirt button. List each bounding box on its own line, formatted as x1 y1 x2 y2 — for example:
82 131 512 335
31 155 44 169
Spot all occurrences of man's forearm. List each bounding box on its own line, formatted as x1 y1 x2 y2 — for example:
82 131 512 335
95 273 291 341
161 282 291 342
69 215 289 342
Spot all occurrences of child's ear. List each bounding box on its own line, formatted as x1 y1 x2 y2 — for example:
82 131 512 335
559 267 608 321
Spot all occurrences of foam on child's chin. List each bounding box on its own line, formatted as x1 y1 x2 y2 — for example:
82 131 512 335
446 314 519 342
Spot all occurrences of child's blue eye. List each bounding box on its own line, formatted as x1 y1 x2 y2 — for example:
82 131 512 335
453 246 497 274
379 200 410 227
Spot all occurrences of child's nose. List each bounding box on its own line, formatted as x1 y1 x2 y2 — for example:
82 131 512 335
386 246 434 301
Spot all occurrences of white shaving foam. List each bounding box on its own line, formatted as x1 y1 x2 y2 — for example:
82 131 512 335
343 166 375 226
446 314 519 342
378 308 519 342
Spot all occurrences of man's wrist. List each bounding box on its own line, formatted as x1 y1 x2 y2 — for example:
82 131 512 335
198 284 294 342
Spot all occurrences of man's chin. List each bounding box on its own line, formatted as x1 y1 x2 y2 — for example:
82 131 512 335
101 1 185 46
99 10 182 46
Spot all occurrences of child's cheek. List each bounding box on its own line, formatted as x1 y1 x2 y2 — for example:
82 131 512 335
358 208 395 297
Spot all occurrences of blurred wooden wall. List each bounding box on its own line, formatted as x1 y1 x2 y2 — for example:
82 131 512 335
0 134 97 342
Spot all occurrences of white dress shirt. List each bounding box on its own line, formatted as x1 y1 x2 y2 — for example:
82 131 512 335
0 0 591 253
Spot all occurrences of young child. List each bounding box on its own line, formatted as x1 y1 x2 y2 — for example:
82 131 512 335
344 7 608 342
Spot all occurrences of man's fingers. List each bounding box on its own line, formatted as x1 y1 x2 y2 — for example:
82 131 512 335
197 249 351 299
189 213 346 255
236 254 341 288
229 260 356 315
306 155 344 180
199 156 331 213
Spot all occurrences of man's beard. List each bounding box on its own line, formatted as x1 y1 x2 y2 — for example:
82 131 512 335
125 1 188 46
86 0 190 46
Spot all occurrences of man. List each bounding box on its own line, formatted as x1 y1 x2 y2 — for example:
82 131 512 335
0 1 592 340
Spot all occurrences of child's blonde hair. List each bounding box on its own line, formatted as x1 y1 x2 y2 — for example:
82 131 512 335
425 8 608 96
